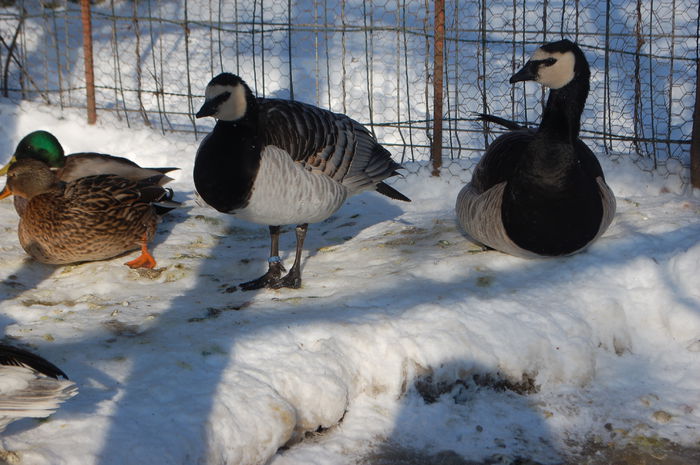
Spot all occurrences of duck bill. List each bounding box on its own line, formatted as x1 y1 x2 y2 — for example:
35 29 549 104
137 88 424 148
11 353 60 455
509 61 539 84
0 184 12 200
0 156 16 176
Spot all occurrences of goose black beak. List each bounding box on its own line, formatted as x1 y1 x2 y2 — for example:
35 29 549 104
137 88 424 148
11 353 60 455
195 91 232 119
509 61 539 84
195 101 218 119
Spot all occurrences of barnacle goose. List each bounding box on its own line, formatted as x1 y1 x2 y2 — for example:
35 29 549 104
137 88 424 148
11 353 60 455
456 39 616 257
0 343 77 432
194 73 410 290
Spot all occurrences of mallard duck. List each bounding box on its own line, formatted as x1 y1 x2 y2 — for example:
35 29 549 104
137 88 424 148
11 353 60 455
0 343 77 432
456 39 615 257
195 73 410 290
0 158 178 268
0 130 178 214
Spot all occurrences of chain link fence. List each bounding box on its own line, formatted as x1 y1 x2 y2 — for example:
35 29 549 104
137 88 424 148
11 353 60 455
0 0 698 183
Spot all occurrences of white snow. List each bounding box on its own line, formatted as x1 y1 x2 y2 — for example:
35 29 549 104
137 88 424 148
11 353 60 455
0 100 698 464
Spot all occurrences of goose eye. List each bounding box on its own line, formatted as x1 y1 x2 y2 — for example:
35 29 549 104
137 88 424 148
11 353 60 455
211 91 231 105
541 58 557 67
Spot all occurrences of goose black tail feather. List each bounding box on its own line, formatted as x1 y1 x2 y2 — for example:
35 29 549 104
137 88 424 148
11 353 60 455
376 182 410 202
0 344 69 379
473 113 525 131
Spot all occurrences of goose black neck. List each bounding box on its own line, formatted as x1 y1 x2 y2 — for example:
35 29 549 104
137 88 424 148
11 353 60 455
539 74 589 143
517 71 590 188
194 117 262 214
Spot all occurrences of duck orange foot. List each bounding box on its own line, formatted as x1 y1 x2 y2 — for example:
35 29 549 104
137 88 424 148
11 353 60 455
125 239 157 269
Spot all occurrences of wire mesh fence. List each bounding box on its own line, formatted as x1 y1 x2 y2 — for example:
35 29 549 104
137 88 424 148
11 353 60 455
0 0 698 183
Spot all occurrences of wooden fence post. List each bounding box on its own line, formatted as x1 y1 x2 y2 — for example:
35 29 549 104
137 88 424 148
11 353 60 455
80 0 97 125
431 0 445 177
691 58 700 188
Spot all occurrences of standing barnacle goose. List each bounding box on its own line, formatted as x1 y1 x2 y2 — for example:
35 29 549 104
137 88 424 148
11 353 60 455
0 343 77 432
194 73 410 290
456 39 615 257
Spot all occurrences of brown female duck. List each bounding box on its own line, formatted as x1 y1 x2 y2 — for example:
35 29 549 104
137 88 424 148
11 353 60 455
0 158 177 268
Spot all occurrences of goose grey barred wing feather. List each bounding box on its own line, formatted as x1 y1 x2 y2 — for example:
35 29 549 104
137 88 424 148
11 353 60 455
0 367 77 432
0 344 77 432
0 344 69 380
456 182 541 258
259 99 404 195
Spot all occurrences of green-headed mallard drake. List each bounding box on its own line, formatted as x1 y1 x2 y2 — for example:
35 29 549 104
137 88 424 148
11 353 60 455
456 39 615 258
0 130 178 214
0 158 178 268
0 343 77 433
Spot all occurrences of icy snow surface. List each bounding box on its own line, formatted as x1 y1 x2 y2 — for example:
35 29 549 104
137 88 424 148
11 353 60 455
0 102 698 464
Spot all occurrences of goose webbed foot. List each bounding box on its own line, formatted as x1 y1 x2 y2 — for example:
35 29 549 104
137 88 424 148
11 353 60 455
268 223 306 289
270 268 302 289
241 224 307 291
240 259 286 291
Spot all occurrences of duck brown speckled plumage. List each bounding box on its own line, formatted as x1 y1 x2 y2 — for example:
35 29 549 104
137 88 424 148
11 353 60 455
0 158 177 268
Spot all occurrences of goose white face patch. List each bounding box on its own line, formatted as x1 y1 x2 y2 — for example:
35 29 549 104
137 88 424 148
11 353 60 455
205 83 247 121
531 49 576 89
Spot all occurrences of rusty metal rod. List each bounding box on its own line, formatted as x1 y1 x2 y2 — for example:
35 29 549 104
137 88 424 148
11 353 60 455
80 0 97 125
691 57 700 188
431 0 445 177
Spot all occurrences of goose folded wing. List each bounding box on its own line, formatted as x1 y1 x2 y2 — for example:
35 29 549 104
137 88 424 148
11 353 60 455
260 99 401 191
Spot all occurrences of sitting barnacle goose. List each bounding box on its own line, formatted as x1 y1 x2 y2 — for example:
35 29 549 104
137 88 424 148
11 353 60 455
195 73 410 290
0 130 178 215
456 39 615 257
0 343 77 432
0 158 178 268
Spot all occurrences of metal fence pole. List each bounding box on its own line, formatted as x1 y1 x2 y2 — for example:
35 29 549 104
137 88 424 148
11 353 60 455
691 58 700 188
431 0 445 176
80 0 97 124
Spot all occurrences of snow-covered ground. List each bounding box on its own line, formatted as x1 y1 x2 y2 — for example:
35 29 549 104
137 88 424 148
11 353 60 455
0 101 699 464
